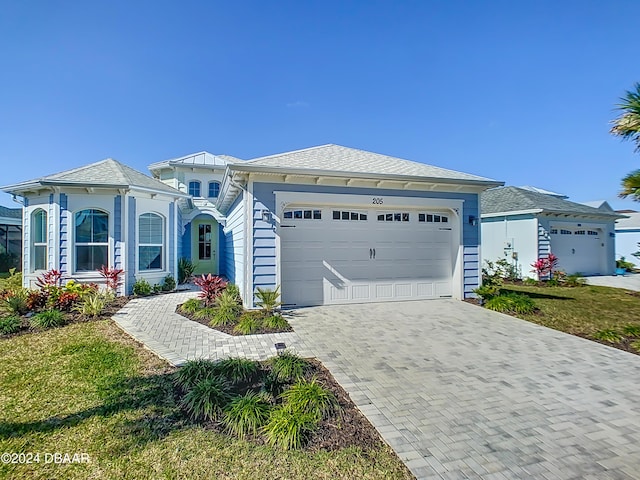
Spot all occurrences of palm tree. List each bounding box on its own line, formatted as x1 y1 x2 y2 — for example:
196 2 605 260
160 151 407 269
611 83 640 152
620 169 640 201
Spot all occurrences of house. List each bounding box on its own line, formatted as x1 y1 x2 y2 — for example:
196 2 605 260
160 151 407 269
615 211 640 267
2 144 503 306
0 206 22 272
481 186 624 278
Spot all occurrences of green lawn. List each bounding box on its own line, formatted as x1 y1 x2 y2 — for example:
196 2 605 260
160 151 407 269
502 283 640 337
0 321 412 480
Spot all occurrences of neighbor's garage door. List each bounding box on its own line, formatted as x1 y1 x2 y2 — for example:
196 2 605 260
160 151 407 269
280 206 453 307
550 227 604 275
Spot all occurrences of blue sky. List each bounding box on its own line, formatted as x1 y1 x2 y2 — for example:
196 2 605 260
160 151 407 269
0 0 638 209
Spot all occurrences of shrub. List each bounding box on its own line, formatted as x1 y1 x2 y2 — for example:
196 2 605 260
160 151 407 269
173 359 221 391
268 352 309 382
215 357 260 383
223 392 271 439
0 316 22 335
62 280 98 298
194 307 217 321
74 293 106 317
225 284 242 304
616 257 635 272
55 291 80 311
564 274 586 287
255 286 282 314
1 289 28 315
531 253 559 279
180 298 202 315
211 290 242 326
194 274 228 306
133 278 153 296
473 284 500 300
152 284 162 294
484 292 536 314
26 289 48 311
262 373 285 399
181 376 232 421
161 275 176 292
263 314 290 330
30 309 66 329
98 265 124 292
0 268 22 292
280 378 338 421
35 269 62 288
523 277 539 286
178 257 196 284
233 313 262 335
262 406 318 450
593 329 624 343
622 325 640 338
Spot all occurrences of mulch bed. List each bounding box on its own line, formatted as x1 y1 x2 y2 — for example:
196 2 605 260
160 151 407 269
176 304 294 335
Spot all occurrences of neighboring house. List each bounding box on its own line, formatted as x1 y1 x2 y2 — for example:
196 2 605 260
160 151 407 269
615 211 640 267
0 206 22 272
2 144 502 306
481 187 624 278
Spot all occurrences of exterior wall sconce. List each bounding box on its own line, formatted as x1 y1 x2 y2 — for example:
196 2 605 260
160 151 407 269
274 342 286 355
261 210 272 223
468 215 478 226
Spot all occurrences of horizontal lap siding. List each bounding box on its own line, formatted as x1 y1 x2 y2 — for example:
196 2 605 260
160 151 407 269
252 182 482 299
224 193 245 296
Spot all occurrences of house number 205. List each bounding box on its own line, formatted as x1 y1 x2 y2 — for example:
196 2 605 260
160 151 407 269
372 197 384 204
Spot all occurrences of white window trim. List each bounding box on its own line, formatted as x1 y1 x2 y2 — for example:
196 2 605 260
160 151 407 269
73 208 110 274
188 180 202 198
208 181 221 198
137 212 166 272
31 208 47 272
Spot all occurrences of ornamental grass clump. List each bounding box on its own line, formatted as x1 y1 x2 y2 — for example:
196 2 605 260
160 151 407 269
30 309 66 329
268 352 309 383
215 357 260 384
181 376 232 421
173 359 222 391
593 329 624 344
280 378 338 421
263 314 290 330
180 298 202 315
262 406 318 450
0 316 22 335
223 392 271 439
484 292 536 314
233 313 262 335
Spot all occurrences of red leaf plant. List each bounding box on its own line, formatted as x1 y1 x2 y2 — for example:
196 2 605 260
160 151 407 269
98 265 124 293
193 274 228 306
530 253 559 279
35 269 62 289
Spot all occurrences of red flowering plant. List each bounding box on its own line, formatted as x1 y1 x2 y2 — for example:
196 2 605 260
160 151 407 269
193 274 228 306
98 265 124 293
531 253 559 279
35 269 62 289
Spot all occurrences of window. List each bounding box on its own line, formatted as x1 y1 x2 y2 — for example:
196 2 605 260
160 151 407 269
560 229 572 235
208 181 220 198
32 209 47 270
588 230 598 236
188 181 201 197
418 212 449 223
75 209 108 271
377 212 409 222
284 209 322 220
333 210 367 221
550 229 558 234
199 224 212 260
575 230 586 235
139 213 163 270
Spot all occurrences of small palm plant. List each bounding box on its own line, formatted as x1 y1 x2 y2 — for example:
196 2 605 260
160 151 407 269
211 290 242 327
255 286 282 314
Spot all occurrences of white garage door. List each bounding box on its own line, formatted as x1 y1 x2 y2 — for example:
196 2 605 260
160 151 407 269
550 227 604 275
280 206 454 307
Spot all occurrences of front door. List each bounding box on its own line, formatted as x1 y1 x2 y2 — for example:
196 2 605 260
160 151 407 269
192 219 218 275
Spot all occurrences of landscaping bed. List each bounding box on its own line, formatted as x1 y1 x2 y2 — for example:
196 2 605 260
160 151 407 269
176 305 293 335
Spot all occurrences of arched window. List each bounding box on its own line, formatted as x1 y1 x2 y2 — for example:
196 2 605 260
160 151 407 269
139 213 163 270
75 209 109 272
208 181 220 198
188 181 201 197
32 209 47 271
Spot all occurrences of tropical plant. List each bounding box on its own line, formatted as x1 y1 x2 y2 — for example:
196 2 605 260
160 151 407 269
592 329 624 344
619 170 640 202
180 298 202 315
54 291 80 311
173 359 221 391
223 392 271 439
473 284 500 300
280 378 338 421
211 290 243 326
132 278 153 296
181 376 232 421
73 293 106 317
26 289 48 311
161 275 176 292
193 274 228 306
262 406 318 450
263 314 290 330
215 357 260 384
530 253 559 279
30 309 66 329
194 307 217 321
225 284 242 304
255 286 282 314
268 352 309 382
0 316 22 335
610 83 640 200
564 274 586 287
616 257 635 272
233 313 262 335
484 292 536 314
178 257 196 284
34 269 62 289
0 268 22 292
1 288 28 315
622 325 640 338
98 265 124 292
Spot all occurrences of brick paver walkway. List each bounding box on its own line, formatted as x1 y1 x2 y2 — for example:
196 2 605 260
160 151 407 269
114 292 640 480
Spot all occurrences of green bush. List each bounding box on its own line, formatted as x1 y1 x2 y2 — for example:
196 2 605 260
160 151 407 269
223 392 271 439
263 314 290 330
0 315 22 335
268 352 309 382
178 257 196 284
262 373 285 399
564 274 586 287
523 277 539 286
180 298 202 315
152 284 162 294
194 307 217 321
484 292 536 314
132 278 153 296
593 329 624 343
181 376 232 421
173 359 221 391
0 268 22 292
255 286 282 314
622 325 640 338
616 257 635 272
215 357 260 383
225 284 242 305
262 406 318 450
211 290 243 326
233 313 262 335
74 293 107 317
280 378 338 421
30 309 66 329
1 288 28 315
161 275 176 292
473 284 500 300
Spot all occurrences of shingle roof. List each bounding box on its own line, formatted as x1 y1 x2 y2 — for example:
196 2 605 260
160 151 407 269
616 211 640 230
3 159 184 196
0 206 21 219
242 144 500 184
148 152 241 171
481 186 623 218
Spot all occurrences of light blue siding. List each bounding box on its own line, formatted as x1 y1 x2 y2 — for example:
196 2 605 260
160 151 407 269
251 182 482 299
114 195 123 272
126 197 136 293
176 208 183 262
223 192 245 297
59 193 68 275
168 202 175 278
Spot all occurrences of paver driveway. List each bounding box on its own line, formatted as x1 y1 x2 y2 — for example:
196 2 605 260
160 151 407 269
287 300 640 480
